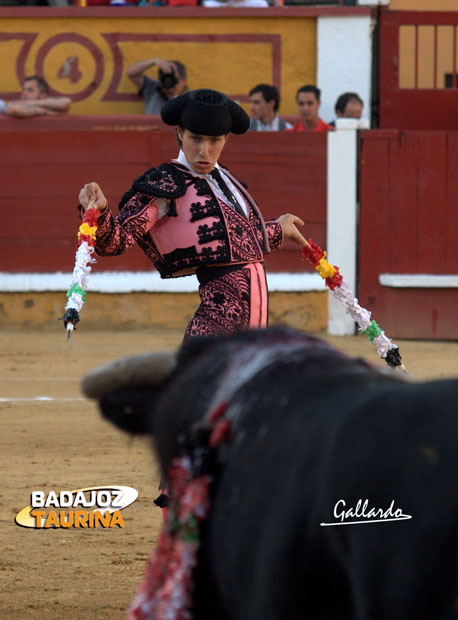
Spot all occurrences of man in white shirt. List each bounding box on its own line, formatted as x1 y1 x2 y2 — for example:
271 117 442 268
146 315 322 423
249 84 292 132
4 76 71 118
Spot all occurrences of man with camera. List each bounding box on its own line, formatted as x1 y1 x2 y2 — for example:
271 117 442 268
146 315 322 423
126 57 187 115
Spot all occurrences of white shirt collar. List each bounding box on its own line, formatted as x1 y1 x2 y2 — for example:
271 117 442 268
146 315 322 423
174 150 249 218
255 115 280 131
175 149 221 179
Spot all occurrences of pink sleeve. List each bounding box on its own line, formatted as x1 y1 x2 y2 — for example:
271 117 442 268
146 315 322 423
265 219 283 251
95 196 159 257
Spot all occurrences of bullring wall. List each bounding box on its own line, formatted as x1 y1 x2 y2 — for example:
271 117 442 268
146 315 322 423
0 115 328 332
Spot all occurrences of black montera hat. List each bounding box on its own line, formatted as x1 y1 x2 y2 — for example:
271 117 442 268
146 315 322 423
161 88 250 136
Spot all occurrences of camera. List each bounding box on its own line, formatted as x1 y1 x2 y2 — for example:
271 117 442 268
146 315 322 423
159 70 178 90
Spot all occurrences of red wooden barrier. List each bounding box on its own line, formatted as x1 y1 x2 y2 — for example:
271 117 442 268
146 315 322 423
379 10 458 130
358 130 458 340
0 115 326 275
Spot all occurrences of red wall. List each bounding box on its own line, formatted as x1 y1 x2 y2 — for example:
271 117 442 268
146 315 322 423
379 10 458 131
0 115 326 275
358 130 458 340
3 117 457 339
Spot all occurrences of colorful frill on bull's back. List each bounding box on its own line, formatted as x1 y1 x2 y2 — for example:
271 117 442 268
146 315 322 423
61 207 100 339
128 402 230 620
302 239 404 370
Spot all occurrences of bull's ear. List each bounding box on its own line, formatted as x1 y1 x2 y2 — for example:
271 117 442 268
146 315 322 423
81 350 177 399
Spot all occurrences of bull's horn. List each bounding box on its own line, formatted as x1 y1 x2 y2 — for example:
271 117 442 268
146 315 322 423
81 350 177 399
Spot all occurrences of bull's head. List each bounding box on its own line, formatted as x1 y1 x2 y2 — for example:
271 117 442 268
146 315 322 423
81 328 409 475
81 334 224 441
82 329 409 435
81 349 178 434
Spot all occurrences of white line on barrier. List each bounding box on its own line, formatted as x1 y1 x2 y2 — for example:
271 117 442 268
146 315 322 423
0 378 77 382
0 271 327 293
379 273 458 288
0 397 87 402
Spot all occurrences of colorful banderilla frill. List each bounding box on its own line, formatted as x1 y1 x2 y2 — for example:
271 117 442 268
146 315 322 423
302 239 405 371
61 206 100 340
129 402 230 620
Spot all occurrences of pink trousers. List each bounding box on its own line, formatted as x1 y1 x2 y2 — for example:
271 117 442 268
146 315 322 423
184 262 268 339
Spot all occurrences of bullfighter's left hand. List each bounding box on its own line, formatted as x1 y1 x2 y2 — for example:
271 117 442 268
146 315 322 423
277 214 308 247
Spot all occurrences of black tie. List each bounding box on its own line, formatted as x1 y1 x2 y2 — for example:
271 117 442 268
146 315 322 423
210 168 247 219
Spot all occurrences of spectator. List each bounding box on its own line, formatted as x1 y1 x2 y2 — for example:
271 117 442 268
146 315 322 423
249 84 292 132
4 76 72 118
329 91 364 127
288 85 333 133
126 58 187 115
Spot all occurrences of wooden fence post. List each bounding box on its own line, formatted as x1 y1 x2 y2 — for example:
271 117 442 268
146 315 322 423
327 118 369 335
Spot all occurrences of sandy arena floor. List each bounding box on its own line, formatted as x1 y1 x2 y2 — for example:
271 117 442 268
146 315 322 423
1 328 457 619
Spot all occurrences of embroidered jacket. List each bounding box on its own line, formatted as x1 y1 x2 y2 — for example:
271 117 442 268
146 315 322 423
95 162 283 278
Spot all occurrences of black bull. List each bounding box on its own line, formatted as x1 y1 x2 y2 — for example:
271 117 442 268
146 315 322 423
82 327 458 620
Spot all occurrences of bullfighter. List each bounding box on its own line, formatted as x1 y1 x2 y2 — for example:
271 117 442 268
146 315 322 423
77 88 307 339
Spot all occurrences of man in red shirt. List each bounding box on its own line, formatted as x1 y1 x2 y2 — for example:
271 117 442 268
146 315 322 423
288 84 334 133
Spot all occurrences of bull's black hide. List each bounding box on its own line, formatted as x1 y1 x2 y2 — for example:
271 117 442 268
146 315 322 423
93 327 458 620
